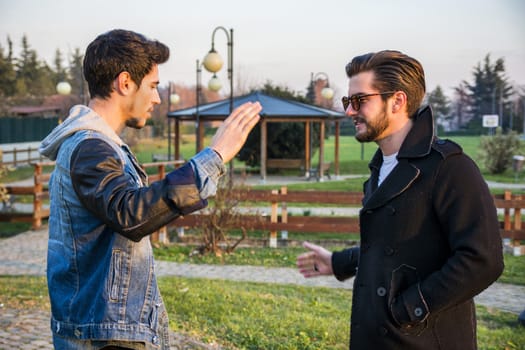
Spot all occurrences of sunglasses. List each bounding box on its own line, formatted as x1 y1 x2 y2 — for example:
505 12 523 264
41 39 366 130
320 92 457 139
342 91 396 111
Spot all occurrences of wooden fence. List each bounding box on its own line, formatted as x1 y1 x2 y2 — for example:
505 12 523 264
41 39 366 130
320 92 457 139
170 186 525 247
1 162 524 248
0 160 184 239
0 146 46 168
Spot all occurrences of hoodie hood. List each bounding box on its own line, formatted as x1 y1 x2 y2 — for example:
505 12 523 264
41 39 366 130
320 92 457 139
39 105 124 160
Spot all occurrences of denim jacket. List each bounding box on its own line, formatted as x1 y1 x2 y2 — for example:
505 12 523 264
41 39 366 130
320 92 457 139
40 105 225 348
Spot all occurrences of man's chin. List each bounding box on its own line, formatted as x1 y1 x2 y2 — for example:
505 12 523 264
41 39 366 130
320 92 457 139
126 118 147 129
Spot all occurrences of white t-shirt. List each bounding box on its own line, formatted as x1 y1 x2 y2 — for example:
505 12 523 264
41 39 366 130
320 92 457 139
378 152 398 186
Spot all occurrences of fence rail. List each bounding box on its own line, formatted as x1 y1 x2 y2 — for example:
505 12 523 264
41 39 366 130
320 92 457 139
170 187 525 247
2 163 524 248
0 146 46 167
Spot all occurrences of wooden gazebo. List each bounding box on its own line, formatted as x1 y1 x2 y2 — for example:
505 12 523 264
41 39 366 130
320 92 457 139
167 91 346 181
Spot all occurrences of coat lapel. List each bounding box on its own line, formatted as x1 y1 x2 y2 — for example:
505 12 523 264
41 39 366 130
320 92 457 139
363 159 420 210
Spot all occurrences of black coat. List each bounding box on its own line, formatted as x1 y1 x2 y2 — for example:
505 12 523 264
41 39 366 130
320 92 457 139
332 106 504 350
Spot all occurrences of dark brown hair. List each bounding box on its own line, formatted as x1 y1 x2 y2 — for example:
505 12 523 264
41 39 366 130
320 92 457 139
345 50 426 117
83 29 169 99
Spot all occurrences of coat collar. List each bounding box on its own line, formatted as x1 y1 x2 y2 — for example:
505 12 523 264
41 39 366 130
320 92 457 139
362 105 433 209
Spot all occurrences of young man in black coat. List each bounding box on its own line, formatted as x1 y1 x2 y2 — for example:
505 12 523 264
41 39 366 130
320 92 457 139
297 50 504 350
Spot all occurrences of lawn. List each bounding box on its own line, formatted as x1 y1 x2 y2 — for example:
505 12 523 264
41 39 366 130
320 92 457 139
0 275 523 350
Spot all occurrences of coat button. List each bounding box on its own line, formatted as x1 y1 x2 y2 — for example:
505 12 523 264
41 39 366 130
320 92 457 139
152 335 158 344
414 307 423 317
378 326 388 336
376 287 386 297
384 246 395 256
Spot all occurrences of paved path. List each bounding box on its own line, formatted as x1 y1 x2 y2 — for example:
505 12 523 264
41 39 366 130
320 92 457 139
1 228 524 349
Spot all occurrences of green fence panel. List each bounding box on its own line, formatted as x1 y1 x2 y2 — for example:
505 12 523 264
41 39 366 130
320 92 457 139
0 116 59 143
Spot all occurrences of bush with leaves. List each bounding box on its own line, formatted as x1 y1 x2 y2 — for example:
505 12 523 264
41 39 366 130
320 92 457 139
479 128 523 174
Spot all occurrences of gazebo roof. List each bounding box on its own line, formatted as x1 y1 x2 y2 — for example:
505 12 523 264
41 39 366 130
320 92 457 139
167 91 346 120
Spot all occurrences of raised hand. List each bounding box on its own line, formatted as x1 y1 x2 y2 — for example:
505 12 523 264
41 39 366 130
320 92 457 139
210 102 262 163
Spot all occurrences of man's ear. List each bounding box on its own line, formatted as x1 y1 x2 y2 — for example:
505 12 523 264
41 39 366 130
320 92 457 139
114 71 133 95
391 91 407 113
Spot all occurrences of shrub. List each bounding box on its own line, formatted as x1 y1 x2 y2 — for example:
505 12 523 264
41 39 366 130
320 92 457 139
479 128 522 174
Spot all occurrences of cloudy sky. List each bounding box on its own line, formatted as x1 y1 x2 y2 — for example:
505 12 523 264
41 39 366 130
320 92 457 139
1 0 524 106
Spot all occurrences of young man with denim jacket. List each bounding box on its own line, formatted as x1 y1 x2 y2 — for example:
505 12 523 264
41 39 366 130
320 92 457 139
39 29 261 349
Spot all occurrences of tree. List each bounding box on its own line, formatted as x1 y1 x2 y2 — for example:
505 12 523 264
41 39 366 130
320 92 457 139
68 47 87 103
0 37 16 97
426 85 450 133
463 54 513 131
15 35 55 98
450 82 473 130
53 48 67 83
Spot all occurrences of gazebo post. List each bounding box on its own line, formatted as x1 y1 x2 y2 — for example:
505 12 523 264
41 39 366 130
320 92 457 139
260 119 267 182
305 121 311 178
334 120 340 178
175 119 180 161
318 121 325 181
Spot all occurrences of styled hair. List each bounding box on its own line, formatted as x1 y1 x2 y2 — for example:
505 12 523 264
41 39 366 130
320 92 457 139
345 50 426 117
83 29 170 99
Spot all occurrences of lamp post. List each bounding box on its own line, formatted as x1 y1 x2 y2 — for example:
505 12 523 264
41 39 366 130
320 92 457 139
202 27 233 114
195 59 226 153
56 81 72 95
167 82 180 161
202 26 234 176
308 72 334 103
307 72 334 179
56 81 72 123
195 59 206 153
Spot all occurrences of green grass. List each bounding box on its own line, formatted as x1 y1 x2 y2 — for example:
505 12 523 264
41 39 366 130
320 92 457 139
0 222 33 239
500 254 525 285
154 243 351 268
1 275 523 350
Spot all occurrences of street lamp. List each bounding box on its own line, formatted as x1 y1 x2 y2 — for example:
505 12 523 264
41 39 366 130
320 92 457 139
308 72 333 104
167 82 180 161
307 72 334 179
202 26 234 118
202 26 234 176
195 59 227 153
56 81 72 95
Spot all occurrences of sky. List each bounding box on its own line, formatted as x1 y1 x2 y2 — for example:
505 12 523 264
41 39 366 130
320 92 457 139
1 0 524 108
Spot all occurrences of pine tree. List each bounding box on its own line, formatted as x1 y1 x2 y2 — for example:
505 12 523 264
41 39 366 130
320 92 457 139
464 54 513 130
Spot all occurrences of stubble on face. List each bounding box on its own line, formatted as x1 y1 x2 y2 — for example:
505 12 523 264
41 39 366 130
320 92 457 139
125 117 145 129
354 103 389 143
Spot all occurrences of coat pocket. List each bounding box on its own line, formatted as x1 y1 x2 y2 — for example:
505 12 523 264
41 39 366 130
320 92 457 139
388 264 429 335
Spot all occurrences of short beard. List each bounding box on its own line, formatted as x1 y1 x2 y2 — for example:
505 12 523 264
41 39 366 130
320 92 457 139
125 117 145 129
355 104 389 143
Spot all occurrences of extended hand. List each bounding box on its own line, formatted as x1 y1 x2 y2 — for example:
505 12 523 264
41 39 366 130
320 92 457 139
210 102 262 163
297 241 333 278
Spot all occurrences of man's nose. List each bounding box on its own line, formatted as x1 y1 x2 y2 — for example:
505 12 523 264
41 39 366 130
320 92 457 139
153 90 161 105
